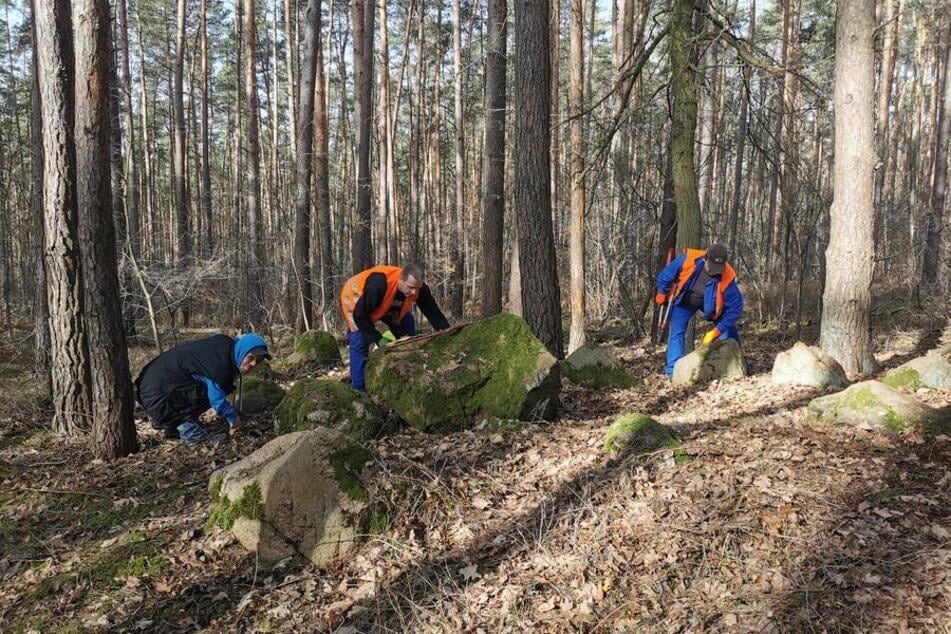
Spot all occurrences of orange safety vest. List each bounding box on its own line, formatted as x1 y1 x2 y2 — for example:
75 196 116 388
669 248 737 319
339 265 419 333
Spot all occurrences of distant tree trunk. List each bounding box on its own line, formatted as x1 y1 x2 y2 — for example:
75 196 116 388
481 0 507 317
30 7 50 384
922 28 951 285
294 0 319 332
173 0 189 263
314 8 332 311
200 0 213 253
35 0 91 435
728 0 754 256
567 0 585 354
74 0 138 459
669 0 701 249
245 0 265 325
821 0 878 376
117 0 139 255
351 0 374 272
450 0 465 316
285 0 298 158
515 0 563 357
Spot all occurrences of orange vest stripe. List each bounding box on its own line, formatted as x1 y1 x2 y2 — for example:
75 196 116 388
339 265 420 333
669 249 736 319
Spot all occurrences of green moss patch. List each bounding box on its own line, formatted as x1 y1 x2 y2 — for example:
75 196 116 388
603 414 680 454
366 314 559 432
561 361 636 390
328 443 374 502
278 330 343 370
882 366 921 389
275 378 384 440
230 374 286 416
207 482 265 530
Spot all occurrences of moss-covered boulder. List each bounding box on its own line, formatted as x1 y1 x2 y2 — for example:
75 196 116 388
208 427 374 567
365 314 560 433
229 374 286 416
883 347 951 390
771 342 849 389
603 413 680 454
806 380 940 433
562 344 636 389
672 339 747 386
281 330 342 369
275 378 384 441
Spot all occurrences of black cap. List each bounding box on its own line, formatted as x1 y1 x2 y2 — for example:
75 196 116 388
706 244 728 275
247 345 272 361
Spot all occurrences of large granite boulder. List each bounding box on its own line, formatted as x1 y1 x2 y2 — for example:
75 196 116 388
672 339 747 386
230 374 286 416
883 345 951 390
208 427 374 567
365 314 560 433
771 342 849 389
275 378 385 441
603 413 680 454
806 380 941 433
280 330 342 370
562 344 636 389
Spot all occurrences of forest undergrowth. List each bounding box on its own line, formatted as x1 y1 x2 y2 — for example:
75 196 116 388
0 305 948 633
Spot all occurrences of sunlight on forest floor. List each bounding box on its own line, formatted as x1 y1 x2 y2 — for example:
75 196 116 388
0 311 949 632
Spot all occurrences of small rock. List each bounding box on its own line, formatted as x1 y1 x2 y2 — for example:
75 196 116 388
771 342 849 389
603 413 680 454
806 380 941 434
562 344 637 389
672 339 747 386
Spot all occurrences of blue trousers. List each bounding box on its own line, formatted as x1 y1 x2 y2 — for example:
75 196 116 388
349 313 416 391
665 304 741 377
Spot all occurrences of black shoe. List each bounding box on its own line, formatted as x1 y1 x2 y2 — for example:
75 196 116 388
163 427 180 440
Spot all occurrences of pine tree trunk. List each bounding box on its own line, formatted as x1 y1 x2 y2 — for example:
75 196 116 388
567 0 585 354
451 0 465 316
352 0 374 272
922 29 951 285
314 10 332 312
515 0 563 357
30 8 50 384
35 0 91 435
200 0 213 254
820 0 878 376
245 0 265 325
481 0 507 318
74 0 138 459
295 0 320 332
728 0 755 256
173 0 189 263
669 0 701 249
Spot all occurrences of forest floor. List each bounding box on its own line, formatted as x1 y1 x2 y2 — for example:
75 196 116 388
0 304 949 633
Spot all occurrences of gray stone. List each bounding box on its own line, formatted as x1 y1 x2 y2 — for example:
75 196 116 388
771 342 849 389
806 380 940 433
562 344 636 389
883 347 951 390
672 339 747 386
208 427 373 567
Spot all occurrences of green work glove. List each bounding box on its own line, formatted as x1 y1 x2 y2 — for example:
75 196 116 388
376 337 389 349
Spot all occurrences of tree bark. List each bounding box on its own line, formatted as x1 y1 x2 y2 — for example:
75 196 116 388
450 0 465 316
820 0 878 376
295 0 320 332
35 0 91 435
670 0 701 249
314 7 332 313
74 0 138 459
922 26 951 285
567 0 585 353
482 0 507 318
728 0 754 256
245 0 265 325
30 6 50 384
515 0 563 357
200 0 213 254
352 0 374 272
173 0 189 263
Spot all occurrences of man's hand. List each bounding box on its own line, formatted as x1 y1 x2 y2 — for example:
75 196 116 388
376 338 389 349
228 418 242 437
702 328 720 345
655 292 667 306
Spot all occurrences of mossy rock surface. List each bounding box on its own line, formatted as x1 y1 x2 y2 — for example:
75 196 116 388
365 314 560 433
280 330 342 369
603 413 680 454
275 378 385 441
672 339 747 386
229 374 286 416
771 342 849 389
562 344 637 389
208 427 374 567
883 352 951 390
806 380 940 433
